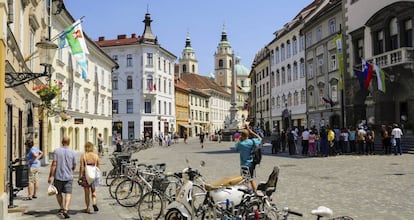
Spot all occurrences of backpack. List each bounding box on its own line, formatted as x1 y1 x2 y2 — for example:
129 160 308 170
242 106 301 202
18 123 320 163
251 139 262 167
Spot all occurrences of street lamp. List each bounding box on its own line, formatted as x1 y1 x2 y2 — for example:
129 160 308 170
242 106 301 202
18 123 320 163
5 39 58 88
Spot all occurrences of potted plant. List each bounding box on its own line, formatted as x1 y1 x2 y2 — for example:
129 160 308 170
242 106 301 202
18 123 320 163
33 80 63 104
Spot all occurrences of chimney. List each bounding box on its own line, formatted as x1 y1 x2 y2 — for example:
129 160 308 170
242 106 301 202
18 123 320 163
98 36 105 41
117 34 126 39
131 33 137 38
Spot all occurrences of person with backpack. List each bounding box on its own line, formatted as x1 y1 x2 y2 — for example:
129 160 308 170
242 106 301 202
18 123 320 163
235 125 262 178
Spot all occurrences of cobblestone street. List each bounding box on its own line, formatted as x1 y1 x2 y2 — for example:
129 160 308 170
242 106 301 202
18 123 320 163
11 137 414 220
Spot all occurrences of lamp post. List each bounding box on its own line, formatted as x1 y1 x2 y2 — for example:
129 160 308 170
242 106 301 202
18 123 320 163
5 40 58 88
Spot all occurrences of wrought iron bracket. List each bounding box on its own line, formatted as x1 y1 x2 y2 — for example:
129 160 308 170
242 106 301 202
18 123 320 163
5 65 51 88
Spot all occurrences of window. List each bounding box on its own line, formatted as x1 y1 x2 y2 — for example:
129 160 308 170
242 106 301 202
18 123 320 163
389 17 398 50
192 64 195 73
219 59 223 68
330 54 337 71
169 102 172 115
144 100 151 113
301 89 306 104
276 70 280 86
101 98 105 114
127 99 133 113
300 59 305 78
112 55 118 62
101 70 105 87
164 101 167 115
292 36 298 55
112 76 118 90
308 62 314 78
287 65 292 83
112 100 119 114
356 38 364 61
147 53 153 66
281 68 286 84
316 26 322 41
317 57 323 75
331 84 338 102
404 20 413 47
318 87 324 105
294 91 299 106
299 35 305 51
127 54 132 67
306 33 312 47
158 57 161 70
85 93 89 113
146 76 153 91
158 100 161 114
275 47 280 63
127 76 132 89
286 40 291 58
128 122 134 140
163 79 166 93
169 81 172 94
293 62 298 81
182 64 187 73
281 44 285 61
308 89 314 107
329 18 336 34
163 60 166 72
376 30 384 54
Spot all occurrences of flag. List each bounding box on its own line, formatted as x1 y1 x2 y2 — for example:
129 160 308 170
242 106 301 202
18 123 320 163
373 64 386 93
362 59 374 89
334 34 344 90
61 20 89 79
322 96 334 107
153 84 156 91
353 69 366 90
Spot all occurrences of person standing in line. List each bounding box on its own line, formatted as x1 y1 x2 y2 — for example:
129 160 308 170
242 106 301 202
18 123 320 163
333 126 341 155
391 123 403 155
48 136 76 219
308 130 316 156
235 125 262 178
327 126 336 156
287 128 296 155
319 126 329 157
357 126 367 155
79 142 100 214
270 128 280 154
301 128 310 156
97 133 104 157
348 127 356 154
340 128 350 154
293 127 301 154
199 132 205 148
365 127 375 155
280 129 286 153
384 125 393 155
25 139 43 200
218 129 222 143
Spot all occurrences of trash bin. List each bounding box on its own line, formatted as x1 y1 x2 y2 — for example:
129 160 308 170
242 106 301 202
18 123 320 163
15 164 29 188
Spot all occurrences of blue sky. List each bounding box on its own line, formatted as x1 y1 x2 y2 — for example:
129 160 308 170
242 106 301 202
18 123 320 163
65 0 314 75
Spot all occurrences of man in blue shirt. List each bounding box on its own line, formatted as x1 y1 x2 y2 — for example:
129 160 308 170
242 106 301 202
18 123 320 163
25 139 43 200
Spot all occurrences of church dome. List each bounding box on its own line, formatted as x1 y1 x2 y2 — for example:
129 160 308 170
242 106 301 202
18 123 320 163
234 57 249 76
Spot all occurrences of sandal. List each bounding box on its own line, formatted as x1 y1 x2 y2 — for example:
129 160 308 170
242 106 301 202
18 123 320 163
92 204 99 212
62 210 70 219
32 195 37 199
24 197 32 200
83 208 91 214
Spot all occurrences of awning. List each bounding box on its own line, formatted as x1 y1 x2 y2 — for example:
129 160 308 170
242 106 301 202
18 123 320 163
178 124 193 128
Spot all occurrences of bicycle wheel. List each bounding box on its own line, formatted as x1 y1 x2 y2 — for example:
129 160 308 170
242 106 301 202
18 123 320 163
138 191 164 220
105 168 118 186
115 179 143 207
165 208 188 220
164 174 182 199
109 176 128 199
191 184 206 215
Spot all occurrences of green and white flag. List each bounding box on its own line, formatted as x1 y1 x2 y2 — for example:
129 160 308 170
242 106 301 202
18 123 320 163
60 20 89 79
374 64 386 93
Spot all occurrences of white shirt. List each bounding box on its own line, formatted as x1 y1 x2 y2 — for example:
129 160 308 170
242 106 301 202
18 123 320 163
391 128 403 138
301 130 310 140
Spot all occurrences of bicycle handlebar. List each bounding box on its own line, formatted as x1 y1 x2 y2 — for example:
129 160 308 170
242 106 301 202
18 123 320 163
287 209 303 217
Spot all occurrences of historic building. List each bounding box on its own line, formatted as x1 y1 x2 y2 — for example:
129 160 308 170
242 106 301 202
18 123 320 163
268 1 319 132
174 76 190 137
49 7 117 154
303 0 343 129
97 12 177 141
344 0 414 131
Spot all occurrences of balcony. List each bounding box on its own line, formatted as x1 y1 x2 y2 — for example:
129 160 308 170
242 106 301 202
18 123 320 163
368 47 414 69
143 86 157 98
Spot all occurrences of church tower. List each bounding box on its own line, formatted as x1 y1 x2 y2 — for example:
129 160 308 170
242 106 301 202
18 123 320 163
178 33 198 77
214 25 233 91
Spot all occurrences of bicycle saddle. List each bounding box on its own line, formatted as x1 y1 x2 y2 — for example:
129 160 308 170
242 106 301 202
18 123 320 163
311 206 333 217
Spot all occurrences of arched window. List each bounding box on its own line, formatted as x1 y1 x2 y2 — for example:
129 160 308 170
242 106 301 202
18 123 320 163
389 17 398 50
293 62 298 80
276 69 280 86
127 75 132 89
192 64 195 73
281 44 285 61
292 36 298 55
275 47 280 63
286 40 291 58
182 64 187 73
281 67 286 84
219 59 224 68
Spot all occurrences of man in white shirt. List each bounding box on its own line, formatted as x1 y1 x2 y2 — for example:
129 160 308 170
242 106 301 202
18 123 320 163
301 128 310 155
391 123 403 155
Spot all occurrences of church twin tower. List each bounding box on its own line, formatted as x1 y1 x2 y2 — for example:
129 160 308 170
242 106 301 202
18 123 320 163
178 25 234 91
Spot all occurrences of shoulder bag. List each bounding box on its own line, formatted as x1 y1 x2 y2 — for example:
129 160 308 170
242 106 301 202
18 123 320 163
84 154 99 185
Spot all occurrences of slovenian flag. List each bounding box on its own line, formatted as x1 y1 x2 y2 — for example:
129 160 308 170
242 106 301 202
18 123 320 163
354 69 366 90
322 96 334 107
362 59 374 89
373 64 386 93
60 20 89 79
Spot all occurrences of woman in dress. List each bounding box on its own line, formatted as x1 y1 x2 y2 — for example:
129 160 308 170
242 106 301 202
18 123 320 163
79 142 100 213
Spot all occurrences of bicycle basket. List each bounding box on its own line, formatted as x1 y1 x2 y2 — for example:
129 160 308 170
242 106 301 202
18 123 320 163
153 174 169 192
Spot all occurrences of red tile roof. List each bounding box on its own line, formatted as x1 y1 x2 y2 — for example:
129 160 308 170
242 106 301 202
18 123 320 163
95 34 141 47
180 73 230 97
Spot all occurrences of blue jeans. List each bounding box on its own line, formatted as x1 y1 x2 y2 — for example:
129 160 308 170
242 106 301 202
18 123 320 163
394 138 402 155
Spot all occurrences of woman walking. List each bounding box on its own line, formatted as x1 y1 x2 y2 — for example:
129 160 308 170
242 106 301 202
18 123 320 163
79 142 100 213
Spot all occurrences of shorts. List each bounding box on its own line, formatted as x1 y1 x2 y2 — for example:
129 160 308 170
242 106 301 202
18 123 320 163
29 167 39 183
53 179 73 194
98 144 103 152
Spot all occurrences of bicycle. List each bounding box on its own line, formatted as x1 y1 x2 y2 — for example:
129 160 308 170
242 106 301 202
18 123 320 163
105 152 132 186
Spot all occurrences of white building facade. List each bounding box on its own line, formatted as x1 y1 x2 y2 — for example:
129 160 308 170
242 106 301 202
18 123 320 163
97 12 177 141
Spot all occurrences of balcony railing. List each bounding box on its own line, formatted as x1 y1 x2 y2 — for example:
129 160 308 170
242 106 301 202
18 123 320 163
368 47 414 68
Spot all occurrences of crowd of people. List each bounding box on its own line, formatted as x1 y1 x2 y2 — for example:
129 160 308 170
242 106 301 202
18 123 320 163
269 123 404 157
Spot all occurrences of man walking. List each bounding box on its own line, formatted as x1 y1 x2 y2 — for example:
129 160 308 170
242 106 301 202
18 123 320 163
391 123 403 155
97 133 104 156
48 136 76 218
